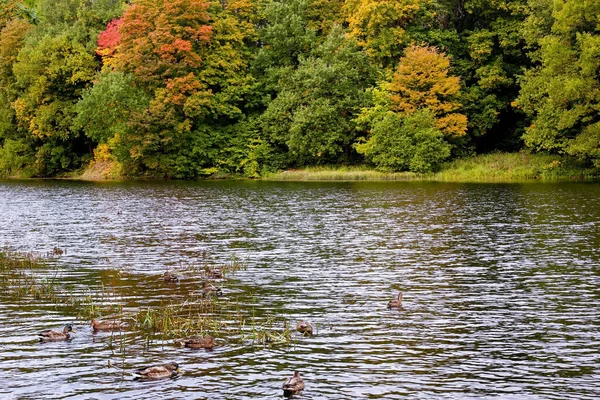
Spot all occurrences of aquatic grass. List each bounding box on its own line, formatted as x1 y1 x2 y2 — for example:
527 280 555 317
431 153 586 182
1 250 295 349
184 254 248 279
245 314 294 347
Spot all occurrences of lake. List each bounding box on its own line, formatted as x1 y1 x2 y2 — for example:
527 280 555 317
1 180 599 399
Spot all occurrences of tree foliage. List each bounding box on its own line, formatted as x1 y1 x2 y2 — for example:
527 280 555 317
516 0 600 167
0 0 599 177
344 0 433 67
262 27 376 165
355 109 451 172
387 44 467 137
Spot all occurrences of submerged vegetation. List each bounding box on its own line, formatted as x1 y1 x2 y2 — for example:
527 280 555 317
0 0 599 180
0 249 295 347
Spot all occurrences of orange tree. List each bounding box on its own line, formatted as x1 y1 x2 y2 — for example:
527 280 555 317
81 0 257 178
387 44 467 137
355 44 465 172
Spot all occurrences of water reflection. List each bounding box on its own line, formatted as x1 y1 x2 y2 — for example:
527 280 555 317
1 180 599 399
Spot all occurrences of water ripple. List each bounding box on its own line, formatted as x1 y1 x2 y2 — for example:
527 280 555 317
0 180 599 399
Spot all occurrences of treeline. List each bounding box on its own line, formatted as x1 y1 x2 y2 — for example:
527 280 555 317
0 0 598 178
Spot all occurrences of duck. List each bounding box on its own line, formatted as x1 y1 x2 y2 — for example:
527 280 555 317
175 335 215 349
91 318 130 331
387 291 403 309
163 270 180 282
133 362 181 380
204 268 224 279
282 371 305 397
38 325 76 341
201 282 222 297
296 320 313 336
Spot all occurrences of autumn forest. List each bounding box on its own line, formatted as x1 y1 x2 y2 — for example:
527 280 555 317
0 0 599 179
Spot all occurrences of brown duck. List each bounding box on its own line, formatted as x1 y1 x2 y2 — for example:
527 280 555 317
201 282 222 297
176 335 216 349
387 291 403 309
296 320 313 336
38 325 76 341
91 318 130 331
134 362 181 380
282 371 305 397
163 270 180 282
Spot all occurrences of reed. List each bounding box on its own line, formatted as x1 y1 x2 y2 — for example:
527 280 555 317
265 166 416 181
262 153 599 182
433 153 599 182
245 313 293 347
1 250 294 347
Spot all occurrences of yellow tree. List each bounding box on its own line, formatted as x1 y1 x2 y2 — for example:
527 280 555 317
387 44 467 137
344 0 428 67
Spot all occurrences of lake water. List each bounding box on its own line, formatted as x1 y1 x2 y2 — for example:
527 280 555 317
0 180 599 399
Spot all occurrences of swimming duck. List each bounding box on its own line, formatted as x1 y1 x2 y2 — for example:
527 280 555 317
91 318 130 331
296 320 313 336
133 362 181 380
176 335 215 349
163 270 180 282
38 325 76 341
387 292 403 309
282 371 305 397
201 282 222 297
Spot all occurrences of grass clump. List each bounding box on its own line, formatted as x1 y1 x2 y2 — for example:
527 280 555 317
264 166 417 181
241 314 293 346
263 153 600 182
434 153 599 182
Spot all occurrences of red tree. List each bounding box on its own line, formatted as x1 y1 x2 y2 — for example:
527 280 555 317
96 18 122 57
115 0 212 86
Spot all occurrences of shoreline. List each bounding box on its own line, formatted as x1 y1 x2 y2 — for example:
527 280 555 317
2 153 599 183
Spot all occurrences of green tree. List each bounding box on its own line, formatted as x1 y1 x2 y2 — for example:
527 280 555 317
448 0 530 151
355 109 451 172
261 26 376 165
516 0 600 167
0 18 35 175
0 18 33 136
75 71 149 145
11 33 97 175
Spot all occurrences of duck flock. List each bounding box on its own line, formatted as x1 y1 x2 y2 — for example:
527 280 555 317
38 289 404 397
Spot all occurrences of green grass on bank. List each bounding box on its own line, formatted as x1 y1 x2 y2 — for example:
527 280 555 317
2 152 598 182
263 166 419 181
265 153 600 182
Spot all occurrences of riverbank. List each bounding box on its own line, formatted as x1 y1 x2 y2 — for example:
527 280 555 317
2 152 598 182
264 153 600 182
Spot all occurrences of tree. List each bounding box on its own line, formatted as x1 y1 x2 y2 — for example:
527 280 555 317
75 71 149 145
387 44 467 137
448 0 530 151
1 0 125 176
354 109 451 172
344 0 434 68
261 26 376 165
115 0 212 86
516 0 600 167
0 18 33 137
106 0 257 177
0 18 35 175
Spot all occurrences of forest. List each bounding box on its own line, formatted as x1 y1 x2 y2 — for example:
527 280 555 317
0 0 599 179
